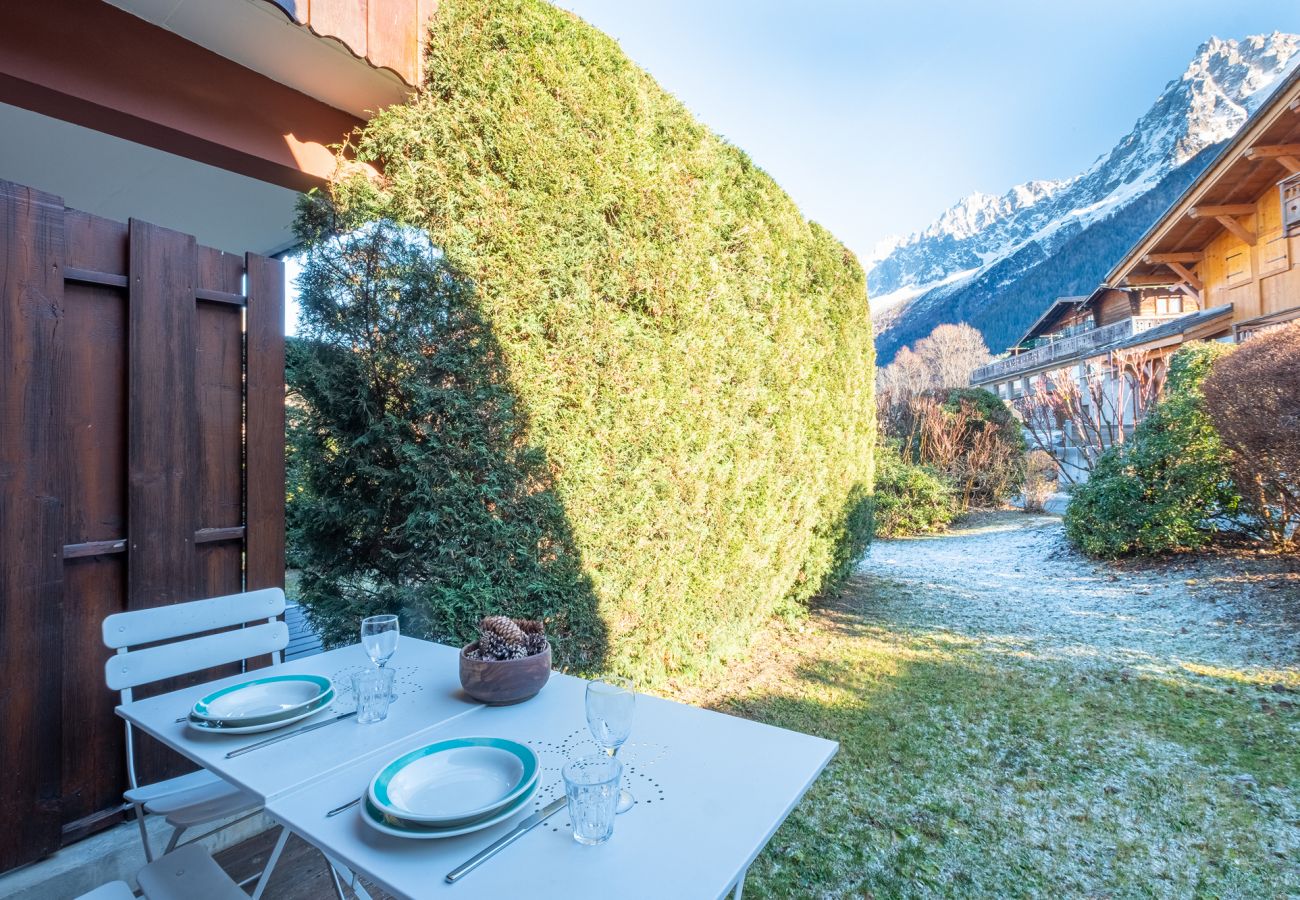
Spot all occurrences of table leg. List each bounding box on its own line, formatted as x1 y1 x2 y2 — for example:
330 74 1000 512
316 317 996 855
323 852 374 900
731 864 750 900
251 826 290 900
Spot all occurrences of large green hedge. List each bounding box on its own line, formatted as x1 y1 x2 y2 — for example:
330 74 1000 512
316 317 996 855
325 0 875 681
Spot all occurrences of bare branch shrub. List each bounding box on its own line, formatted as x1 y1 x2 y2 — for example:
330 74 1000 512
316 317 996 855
909 389 1025 509
1013 347 1165 484
1201 322 1300 550
1021 450 1058 513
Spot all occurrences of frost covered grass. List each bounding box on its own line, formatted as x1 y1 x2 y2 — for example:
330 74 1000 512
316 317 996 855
669 512 1300 898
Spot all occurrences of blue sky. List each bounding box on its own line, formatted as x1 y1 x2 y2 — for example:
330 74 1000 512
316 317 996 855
555 1 1300 263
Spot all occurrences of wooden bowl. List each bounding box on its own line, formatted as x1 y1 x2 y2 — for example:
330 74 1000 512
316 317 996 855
459 642 551 706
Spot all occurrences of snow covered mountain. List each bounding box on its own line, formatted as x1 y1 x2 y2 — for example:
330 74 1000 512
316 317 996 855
872 32 1300 364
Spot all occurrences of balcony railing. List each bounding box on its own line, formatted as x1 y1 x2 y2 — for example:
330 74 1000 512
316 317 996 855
971 316 1177 384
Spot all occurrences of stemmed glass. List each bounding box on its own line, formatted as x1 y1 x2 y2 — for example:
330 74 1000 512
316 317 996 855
361 614 400 698
585 677 636 814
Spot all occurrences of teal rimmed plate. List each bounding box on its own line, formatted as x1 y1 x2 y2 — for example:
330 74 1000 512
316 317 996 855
360 780 537 840
368 737 539 826
186 687 335 734
192 674 333 724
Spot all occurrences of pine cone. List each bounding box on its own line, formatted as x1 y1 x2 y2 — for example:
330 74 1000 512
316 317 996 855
524 633 549 657
479 616 528 661
512 619 548 656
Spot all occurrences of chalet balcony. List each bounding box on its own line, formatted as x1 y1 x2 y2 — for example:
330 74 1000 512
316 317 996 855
971 316 1176 385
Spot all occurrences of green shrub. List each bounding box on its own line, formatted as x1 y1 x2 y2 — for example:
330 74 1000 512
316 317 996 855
320 0 875 682
1064 343 1239 558
287 218 603 665
873 446 957 537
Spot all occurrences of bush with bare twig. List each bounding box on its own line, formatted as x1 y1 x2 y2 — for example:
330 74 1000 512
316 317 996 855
1022 450 1058 513
1202 322 1300 550
1014 347 1165 484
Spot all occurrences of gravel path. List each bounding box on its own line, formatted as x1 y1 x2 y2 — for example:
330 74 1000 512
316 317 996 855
856 510 1300 683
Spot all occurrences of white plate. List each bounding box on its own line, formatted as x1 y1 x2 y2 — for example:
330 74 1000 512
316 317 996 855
192 674 333 723
186 696 333 735
369 737 539 826
360 781 538 840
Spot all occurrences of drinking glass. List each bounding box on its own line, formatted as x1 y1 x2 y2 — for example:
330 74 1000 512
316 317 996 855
585 677 635 813
352 668 395 725
361 614 399 698
361 614 400 668
562 754 622 845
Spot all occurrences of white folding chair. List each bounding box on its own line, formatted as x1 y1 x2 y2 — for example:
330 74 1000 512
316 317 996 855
102 588 288 865
76 843 247 900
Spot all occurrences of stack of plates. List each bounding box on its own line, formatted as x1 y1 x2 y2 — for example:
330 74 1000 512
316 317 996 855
187 674 335 735
362 737 540 839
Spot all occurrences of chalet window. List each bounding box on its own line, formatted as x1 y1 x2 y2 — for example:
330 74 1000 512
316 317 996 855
1261 229 1289 276
1225 248 1252 286
1280 173 1300 235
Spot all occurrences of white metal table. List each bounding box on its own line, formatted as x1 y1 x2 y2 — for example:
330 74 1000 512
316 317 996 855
118 638 837 899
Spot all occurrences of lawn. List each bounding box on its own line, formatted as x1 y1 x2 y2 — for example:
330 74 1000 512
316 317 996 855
669 513 1300 898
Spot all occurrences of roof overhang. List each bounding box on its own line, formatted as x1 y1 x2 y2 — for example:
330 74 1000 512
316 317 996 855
105 0 426 119
1106 64 1300 288
0 0 368 192
1014 295 1089 347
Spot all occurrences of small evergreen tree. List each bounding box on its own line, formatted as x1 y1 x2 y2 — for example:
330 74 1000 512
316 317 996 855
287 199 603 665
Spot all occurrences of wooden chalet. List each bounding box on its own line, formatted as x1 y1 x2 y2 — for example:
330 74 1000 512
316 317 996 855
973 60 1300 398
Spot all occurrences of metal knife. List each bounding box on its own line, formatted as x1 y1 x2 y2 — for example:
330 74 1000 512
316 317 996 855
224 710 358 758
445 796 568 884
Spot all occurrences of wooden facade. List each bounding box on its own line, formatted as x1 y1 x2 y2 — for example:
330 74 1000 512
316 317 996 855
0 181 285 870
1108 66 1300 336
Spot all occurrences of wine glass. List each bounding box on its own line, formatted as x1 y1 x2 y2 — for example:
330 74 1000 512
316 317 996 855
361 614 399 697
585 677 636 814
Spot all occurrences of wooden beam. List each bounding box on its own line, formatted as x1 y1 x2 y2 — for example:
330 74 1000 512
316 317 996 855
245 253 286 593
0 0 363 192
1123 273 1180 287
1276 156 1300 175
1143 252 1204 264
1243 143 1300 159
1166 261 1204 292
1216 215 1257 247
1188 204 1257 218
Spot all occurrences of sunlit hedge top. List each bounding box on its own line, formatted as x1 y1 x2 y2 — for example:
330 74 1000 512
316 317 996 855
333 0 875 681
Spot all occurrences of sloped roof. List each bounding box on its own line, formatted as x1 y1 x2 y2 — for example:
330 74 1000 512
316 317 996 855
1015 296 1090 347
1114 304 1234 350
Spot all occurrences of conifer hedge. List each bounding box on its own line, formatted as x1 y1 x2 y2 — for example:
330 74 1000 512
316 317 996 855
325 0 875 681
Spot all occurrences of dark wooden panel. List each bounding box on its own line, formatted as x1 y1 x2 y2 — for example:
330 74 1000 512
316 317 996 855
245 253 285 593
59 555 127 830
62 283 128 546
0 180 67 870
59 240 130 831
64 209 128 275
127 221 203 785
195 247 245 622
127 219 198 609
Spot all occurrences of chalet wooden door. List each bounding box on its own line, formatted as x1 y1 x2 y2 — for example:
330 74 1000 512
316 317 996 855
0 179 285 873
